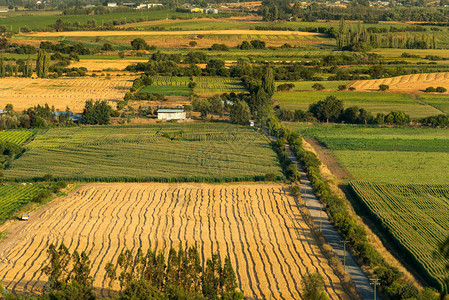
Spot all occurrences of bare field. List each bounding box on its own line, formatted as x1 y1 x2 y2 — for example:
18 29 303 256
0 183 349 300
22 30 322 37
348 72 449 93
0 76 135 112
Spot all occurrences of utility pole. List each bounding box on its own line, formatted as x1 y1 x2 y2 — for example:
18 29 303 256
370 278 380 300
343 240 350 273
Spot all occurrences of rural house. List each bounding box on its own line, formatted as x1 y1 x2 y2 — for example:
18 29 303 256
157 109 186 120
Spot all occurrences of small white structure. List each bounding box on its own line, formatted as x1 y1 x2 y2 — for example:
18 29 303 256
157 109 186 121
107 2 117 7
20 214 29 221
205 8 219 14
249 121 255 127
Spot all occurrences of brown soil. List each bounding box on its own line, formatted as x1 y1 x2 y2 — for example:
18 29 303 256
0 76 136 113
304 138 353 182
348 72 449 94
0 183 350 300
70 59 144 71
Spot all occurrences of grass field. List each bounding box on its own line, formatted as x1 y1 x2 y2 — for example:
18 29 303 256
418 94 449 114
349 181 449 290
5 123 282 182
0 183 51 224
193 76 246 94
0 9 187 31
292 124 449 184
0 183 349 299
140 85 190 96
274 91 442 119
275 80 351 91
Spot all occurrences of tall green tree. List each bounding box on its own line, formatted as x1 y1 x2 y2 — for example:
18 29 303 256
301 272 329 300
230 100 251 125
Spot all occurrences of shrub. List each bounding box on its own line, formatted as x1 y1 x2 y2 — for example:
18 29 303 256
32 190 52 203
348 87 356 91
265 172 277 181
379 84 389 91
436 86 447 93
43 174 53 182
312 83 325 91
338 85 347 91
189 41 197 47
277 83 294 91
425 87 436 92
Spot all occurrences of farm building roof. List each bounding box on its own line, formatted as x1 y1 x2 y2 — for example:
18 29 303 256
157 109 184 113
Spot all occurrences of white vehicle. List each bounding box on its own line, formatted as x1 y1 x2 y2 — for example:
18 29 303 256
20 214 29 221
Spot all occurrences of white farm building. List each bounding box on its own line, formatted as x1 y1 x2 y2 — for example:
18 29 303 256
157 109 186 120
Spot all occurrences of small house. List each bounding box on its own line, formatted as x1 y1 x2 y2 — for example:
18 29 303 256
107 2 117 7
205 8 218 14
157 109 186 121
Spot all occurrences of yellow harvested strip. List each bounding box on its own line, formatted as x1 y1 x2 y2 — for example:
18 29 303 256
0 76 135 112
21 30 322 37
348 72 449 93
0 183 349 300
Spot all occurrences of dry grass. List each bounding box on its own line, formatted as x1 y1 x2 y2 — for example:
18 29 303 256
348 72 449 94
0 76 135 112
0 183 350 300
70 59 143 71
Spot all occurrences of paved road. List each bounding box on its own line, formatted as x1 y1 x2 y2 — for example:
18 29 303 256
286 144 379 300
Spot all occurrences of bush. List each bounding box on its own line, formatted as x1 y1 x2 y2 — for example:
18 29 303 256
378 84 389 91
436 86 447 93
43 174 53 182
312 83 325 91
277 83 294 91
338 85 347 91
189 41 197 47
265 172 277 181
425 87 436 92
32 190 52 203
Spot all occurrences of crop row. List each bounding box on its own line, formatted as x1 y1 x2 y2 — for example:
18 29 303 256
0 183 50 224
0 130 35 146
5 123 282 182
349 181 449 290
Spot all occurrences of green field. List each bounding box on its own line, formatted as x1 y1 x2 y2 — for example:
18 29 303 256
292 124 449 184
418 94 449 114
0 183 51 224
0 129 35 145
349 181 449 290
275 80 351 91
275 91 442 119
5 123 282 182
193 76 246 94
139 76 246 96
0 9 186 31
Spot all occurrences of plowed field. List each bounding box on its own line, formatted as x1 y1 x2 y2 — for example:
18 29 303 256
0 183 349 300
0 76 135 112
348 72 449 93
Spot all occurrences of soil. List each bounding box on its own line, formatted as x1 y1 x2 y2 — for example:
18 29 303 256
0 183 350 300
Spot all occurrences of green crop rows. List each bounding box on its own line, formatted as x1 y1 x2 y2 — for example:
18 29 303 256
193 76 246 94
292 124 449 184
0 130 35 146
5 123 282 182
0 183 50 224
349 181 449 290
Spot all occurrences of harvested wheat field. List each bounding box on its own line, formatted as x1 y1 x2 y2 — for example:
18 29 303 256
22 30 322 37
348 72 449 93
70 59 144 72
0 183 349 300
0 76 135 112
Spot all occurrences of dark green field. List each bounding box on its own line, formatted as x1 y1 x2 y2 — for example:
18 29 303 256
291 124 449 184
5 123 282 182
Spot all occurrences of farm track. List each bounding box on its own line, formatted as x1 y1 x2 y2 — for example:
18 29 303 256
0 183 349 300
